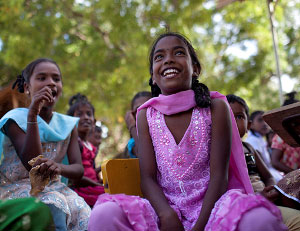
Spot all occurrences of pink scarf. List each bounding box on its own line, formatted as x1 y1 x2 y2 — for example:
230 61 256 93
137 89 253 194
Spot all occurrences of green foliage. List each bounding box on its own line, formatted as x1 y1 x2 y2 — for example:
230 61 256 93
0 0 299 157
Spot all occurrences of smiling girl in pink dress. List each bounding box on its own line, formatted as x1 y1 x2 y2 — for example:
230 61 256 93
88 33 287 231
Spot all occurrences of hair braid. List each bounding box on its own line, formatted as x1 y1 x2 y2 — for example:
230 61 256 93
192 77 211 108
12 71 25 93
149 77 161 97
67 93 95 116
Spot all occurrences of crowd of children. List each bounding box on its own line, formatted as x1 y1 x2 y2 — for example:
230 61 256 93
0 32 299 231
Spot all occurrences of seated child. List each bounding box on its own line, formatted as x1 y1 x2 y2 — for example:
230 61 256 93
226 94 276 192
88 32 287 231
88 125 103 174
227 94 300 231
246 110 283 182
0 58 91 230
67 93 105 207
125 91 152 158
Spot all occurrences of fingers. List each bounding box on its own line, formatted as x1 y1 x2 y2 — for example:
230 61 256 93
35 87 54 103
34 158 60 178
263 185 274 192
28 87 55 116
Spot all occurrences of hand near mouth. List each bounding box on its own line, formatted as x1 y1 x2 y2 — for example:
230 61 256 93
28 86 55 117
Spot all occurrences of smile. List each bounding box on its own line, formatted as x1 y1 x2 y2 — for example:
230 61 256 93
162 68 179 78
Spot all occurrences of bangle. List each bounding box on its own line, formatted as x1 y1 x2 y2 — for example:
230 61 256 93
27 121 38 124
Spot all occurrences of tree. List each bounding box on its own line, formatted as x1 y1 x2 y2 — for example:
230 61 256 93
0 0 299 157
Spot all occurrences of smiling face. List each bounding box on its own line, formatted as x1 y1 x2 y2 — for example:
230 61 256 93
25 62 62 107
230 102 249 138
74 103 94 136
151 36 198 95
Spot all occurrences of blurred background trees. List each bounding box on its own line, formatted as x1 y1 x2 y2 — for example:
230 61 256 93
0 0 299 159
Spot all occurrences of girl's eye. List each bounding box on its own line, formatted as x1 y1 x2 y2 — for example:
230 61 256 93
37 76 45 80
154 54 163 61
54 77 61 82
236 115 245 120
175 50 185 55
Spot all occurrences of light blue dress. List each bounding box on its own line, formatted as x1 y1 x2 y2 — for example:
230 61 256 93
0 108 91 230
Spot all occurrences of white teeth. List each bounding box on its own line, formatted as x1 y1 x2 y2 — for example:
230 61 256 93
163 68 178 77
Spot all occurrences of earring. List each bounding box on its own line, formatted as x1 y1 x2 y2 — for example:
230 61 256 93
26 91 29 95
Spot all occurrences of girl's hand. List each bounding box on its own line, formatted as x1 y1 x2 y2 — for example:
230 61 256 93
159 210 184 231
28 86 54 116
261 185 279 202
33 157 61 179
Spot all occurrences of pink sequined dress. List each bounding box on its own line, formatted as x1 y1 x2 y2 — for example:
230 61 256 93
95 105 281 231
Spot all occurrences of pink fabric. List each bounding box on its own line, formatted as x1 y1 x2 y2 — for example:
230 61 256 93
88 201 134 231
74 139 104 206
90 90 283 231
137 90 253 194
237 207 287 231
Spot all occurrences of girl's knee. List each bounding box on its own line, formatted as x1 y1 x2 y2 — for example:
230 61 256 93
238 207 288 231
88 202 132 231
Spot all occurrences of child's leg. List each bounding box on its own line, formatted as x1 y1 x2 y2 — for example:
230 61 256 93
88 201 133 231
238 207 288 231
47 204 67 231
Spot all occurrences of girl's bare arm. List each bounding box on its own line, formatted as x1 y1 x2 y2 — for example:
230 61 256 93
5 120 42 171
58 127 84 179
254 148 276 186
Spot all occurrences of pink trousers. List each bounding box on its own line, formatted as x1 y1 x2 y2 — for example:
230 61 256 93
88 201 287 231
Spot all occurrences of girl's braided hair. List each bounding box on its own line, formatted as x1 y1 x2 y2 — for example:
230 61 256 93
12 58 61 93
67 93 95 116
148 32 211 108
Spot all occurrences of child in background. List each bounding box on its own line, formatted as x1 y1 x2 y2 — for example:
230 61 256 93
0 58 91 230
125 91 152 158
67 93 105 207
88 125 102 174
88 125 102 155
271 95 300 174
88 32 286 231
246 110 283 182
227 94 300 231
226 94 276 192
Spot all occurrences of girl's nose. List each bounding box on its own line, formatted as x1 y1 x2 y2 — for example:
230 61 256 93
164 53 175 65
47 77 56 86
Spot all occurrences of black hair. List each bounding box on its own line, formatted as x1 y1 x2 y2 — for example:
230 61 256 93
148 32 211 108
67 93 95 116
94 125 102 133
12 58 61 93
283 91 298 106
249 110 264 136
131 91 152 109
226 94 250 119
249 110 264 122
